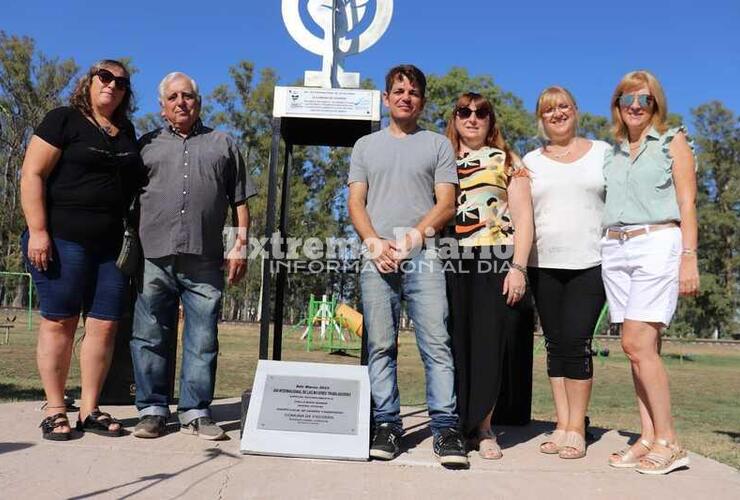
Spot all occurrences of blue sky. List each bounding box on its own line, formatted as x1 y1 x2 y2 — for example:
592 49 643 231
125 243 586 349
4 0 739 126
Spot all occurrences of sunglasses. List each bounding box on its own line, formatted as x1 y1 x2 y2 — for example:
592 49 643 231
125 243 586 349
617 94 654 109
542 103 573 116
455 107 490 119
94 69 130 90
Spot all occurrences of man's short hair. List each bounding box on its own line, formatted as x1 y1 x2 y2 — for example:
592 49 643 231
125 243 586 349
384 64 426 99
158 72 201 105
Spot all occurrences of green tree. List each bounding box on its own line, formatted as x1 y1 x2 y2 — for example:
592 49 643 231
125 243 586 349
421 67 537 153
672 102 739 338
0 32 77 306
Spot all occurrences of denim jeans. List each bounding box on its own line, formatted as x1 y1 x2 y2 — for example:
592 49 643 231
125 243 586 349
360 252 458 435
131 255 223 424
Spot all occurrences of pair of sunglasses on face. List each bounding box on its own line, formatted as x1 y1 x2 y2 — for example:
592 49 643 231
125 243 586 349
617 94 654 109
455 107 491 119
95 68 130 90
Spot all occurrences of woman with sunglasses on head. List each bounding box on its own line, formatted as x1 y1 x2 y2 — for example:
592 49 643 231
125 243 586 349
20 60 142 440
523 87 609 460
444 93 534 459
601 70 698 475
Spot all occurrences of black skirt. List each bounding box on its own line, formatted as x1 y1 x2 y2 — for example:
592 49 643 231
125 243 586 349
446 246 534 436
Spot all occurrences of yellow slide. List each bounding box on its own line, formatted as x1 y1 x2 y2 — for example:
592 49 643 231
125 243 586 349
335 303 363 338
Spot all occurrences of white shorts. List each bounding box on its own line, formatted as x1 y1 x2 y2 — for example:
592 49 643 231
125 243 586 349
600 226 681 326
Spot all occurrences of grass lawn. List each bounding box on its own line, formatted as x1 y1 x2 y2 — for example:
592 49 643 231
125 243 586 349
1 311 738 469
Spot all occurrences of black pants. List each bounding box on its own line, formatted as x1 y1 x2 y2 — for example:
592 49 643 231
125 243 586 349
528 265 605 380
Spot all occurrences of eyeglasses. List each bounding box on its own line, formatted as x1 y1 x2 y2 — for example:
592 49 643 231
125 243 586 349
94 69 130 90
455 107 490 119
617 94 654 109
541 103 573 116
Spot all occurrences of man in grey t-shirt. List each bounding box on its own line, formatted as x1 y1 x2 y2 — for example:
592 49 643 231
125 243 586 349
131 72 257 440
348 64 467 468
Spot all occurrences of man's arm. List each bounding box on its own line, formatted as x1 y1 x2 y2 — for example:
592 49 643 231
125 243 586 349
348 181 398 273
396 183 456 257
225 201 250 284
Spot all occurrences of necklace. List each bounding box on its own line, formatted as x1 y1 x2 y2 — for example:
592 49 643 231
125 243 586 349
548 138 577 159
90 113 115 136
551 148 571 159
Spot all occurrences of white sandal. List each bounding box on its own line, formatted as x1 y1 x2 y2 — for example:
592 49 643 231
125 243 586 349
609 438 652 468
477 429 503 460
635 438 690 475
559 431 586 459
539 429 566 454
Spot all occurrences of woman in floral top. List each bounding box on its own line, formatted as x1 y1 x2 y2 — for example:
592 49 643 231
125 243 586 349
444 92 533 459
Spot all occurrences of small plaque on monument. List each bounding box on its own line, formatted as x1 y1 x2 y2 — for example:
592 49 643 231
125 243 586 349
241 360 370 460
273 86 380 120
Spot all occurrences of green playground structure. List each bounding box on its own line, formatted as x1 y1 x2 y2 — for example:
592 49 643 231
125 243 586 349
295 294 363 353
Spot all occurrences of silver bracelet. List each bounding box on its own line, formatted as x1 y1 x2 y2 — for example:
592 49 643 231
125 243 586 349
510 263 528 280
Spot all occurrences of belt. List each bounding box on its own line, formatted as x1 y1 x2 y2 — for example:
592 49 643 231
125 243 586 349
605 222 678 241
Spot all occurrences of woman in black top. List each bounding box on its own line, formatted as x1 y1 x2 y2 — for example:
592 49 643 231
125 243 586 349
20 60 141 440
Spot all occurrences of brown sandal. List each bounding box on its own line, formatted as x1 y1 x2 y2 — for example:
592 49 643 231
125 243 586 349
635 438 689 475
540 429 566 454
609 438 652 468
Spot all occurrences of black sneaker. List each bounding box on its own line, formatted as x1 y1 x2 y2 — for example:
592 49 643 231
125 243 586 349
433 428 469 469
370 423 401 460
133 415 166 438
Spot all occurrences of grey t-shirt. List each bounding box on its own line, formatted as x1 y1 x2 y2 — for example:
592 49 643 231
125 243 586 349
348 128 458 240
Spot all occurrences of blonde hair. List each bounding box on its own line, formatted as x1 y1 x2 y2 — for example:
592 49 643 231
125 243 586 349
610 70 668 142
535 86 578 141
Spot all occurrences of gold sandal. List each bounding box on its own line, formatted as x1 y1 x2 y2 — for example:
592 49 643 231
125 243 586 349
539 429 566 454
635 438 690 475
609 438 652 468
477 429 503 460
559 431 586 459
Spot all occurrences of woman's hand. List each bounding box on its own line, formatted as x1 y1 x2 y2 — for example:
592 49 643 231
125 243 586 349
679 254 699 296
503 267 527 306
27 229 52 272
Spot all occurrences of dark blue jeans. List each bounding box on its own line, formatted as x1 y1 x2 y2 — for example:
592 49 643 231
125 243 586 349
131 255 223 424
21 231 126 320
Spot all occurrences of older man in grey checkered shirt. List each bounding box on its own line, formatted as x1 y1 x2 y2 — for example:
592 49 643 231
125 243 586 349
131 71 257 440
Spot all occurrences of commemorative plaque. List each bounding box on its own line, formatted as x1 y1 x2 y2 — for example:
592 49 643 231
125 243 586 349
241 360 370 460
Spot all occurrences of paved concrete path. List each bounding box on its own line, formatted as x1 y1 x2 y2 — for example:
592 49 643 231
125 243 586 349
0 398 737 499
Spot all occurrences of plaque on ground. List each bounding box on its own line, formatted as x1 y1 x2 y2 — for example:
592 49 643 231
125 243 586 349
241 360 370 460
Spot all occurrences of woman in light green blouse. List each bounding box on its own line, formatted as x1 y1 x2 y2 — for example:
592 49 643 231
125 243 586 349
601 70 699 475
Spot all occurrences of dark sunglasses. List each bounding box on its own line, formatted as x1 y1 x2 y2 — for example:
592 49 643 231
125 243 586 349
455 107 490 119
94 68 130 90
617 94 654 109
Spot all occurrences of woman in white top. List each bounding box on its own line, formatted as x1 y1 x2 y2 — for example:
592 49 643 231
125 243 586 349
523 86 608 459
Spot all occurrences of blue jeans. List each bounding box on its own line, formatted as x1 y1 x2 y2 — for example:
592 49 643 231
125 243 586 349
131 255 223 424
360 252 458 435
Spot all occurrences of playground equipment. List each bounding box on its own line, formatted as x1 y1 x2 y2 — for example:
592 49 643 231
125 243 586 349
297 294 362 353
0 271 33 330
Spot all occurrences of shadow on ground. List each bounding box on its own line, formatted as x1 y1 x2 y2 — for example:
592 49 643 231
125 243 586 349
714 430 740 443
0 442 34 455
67 447 241 500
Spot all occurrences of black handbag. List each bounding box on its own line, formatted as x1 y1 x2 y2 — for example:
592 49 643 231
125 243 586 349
116 219 141 276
